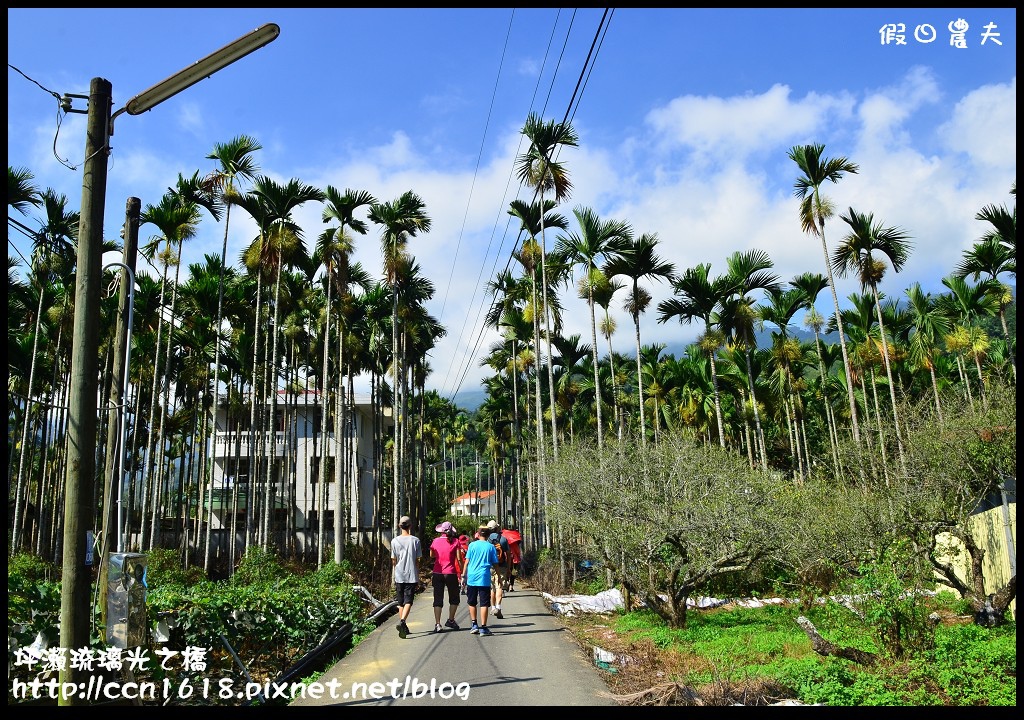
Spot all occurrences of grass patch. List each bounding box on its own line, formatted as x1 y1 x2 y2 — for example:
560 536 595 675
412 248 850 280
559 598 1015 706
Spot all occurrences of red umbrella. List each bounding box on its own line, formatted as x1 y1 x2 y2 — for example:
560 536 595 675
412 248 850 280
502 528 522 563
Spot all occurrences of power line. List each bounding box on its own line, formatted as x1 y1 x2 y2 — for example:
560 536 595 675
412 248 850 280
436 9 517 325
442 9 614 406
439 8 571 401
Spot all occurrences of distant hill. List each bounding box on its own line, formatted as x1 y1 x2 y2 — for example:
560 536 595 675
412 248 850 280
451 388 487 413
448 283 1015 409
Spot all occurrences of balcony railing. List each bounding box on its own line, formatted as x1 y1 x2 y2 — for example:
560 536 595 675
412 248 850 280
211 431 340 458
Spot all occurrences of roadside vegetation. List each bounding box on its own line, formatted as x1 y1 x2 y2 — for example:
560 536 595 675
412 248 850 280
6 140 1016 706
523 384 1016 705
9 385 1014 706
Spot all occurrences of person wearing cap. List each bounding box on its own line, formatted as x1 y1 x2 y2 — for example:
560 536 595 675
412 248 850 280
486 519 512 619
391 515 422 639
461 525 499 636
429 521 463 633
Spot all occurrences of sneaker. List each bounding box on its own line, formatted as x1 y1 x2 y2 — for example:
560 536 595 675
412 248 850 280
478 626 493 636
494 609 504 619
470 623 480 635
445 619 460 630
434 623 442 633
398 621 409 639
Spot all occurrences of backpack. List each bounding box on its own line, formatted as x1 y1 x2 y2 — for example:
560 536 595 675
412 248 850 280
491 539 507 566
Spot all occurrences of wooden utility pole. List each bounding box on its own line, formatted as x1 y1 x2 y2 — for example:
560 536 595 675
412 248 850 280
59 77 111 706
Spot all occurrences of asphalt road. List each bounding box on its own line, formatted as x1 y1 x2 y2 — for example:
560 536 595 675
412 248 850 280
289 582 617 707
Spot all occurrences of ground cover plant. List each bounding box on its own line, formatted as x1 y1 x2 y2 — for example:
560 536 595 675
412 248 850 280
548 582 1015 706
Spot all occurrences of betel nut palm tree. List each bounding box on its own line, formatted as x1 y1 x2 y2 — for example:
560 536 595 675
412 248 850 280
788 143 862 443
316 186 376 564
556 206 632 450
604 232 676 444
516 113 578 460
834 207 912 468
202 135 261 570
657 263 730 449
368 190 431 528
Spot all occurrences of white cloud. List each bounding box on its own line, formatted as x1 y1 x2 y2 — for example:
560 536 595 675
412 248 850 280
644 84 856 162
937 77 1016 169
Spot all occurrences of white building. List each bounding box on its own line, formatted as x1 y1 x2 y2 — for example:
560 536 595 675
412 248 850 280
450 489 498 518
207 390 391 551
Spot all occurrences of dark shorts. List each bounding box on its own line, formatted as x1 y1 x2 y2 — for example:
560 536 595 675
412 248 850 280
395 582 417 606
466 585 490 607
432 572 460 607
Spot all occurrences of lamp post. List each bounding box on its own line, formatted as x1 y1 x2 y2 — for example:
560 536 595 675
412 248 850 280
57 24 279 705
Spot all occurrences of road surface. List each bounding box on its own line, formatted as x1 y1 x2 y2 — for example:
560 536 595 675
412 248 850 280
289 583 617 707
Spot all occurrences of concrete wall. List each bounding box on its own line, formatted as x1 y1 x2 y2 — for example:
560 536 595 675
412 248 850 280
935 500 1016 620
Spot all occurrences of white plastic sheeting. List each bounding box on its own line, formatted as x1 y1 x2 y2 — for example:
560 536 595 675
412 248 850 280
544 589 795 616
543 589 939 615
543 588 626 615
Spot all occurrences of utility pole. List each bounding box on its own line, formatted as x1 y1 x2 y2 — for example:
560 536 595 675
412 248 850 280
59 76 111 705
53 28 279 706
98 197 140 628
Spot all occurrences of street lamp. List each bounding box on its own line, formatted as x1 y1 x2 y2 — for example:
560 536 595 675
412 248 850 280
58 23 280 705
123 23 279 117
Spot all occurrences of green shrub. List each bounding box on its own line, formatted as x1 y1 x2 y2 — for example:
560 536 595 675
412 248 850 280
232 545 287 585
845 543 937 659
8 568 61 653
145 548 206 587
8 551 57 583
145 563 373 690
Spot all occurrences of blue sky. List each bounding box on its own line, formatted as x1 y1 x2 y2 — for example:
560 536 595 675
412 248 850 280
8 8 1016 402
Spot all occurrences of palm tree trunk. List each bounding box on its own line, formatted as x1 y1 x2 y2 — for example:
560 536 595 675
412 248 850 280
150 247 185 549
588 291 604 449
972 351 987 408
745 350 768 467
819 231 861 442
633 317 646 444
956 353 974 409
317 280 332 567
868 366 892 488
33 388 58 554
742 411 754 469
247 271 264 553
530 273 547 549
997 307 1016 382
799 414 811 482
333 324 346 564
929 362 944 424
871 283 906 469
140 254 171 551
12 282 47 555
539 193 559 459
264 262 285 550
811 328 842 479
708 350 726 448
206 203 234 568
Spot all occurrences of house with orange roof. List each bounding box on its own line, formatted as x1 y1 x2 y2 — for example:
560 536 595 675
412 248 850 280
450 489 498 518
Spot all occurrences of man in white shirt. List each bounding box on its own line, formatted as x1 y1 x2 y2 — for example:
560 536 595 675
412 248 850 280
391 515 422 638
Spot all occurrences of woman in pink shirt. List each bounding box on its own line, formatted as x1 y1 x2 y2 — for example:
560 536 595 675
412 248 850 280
429 521 463 632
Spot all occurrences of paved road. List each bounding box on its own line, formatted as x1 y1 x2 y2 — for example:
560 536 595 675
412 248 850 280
290 583 616 706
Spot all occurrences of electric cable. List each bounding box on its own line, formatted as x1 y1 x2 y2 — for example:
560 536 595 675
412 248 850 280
442 9 614 405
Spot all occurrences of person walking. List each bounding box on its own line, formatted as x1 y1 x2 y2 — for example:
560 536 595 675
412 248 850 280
502 524 523 592
486 519 512 619
456 532 470 595
461 524 498 636
429 521 463 632
390 515 422 639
